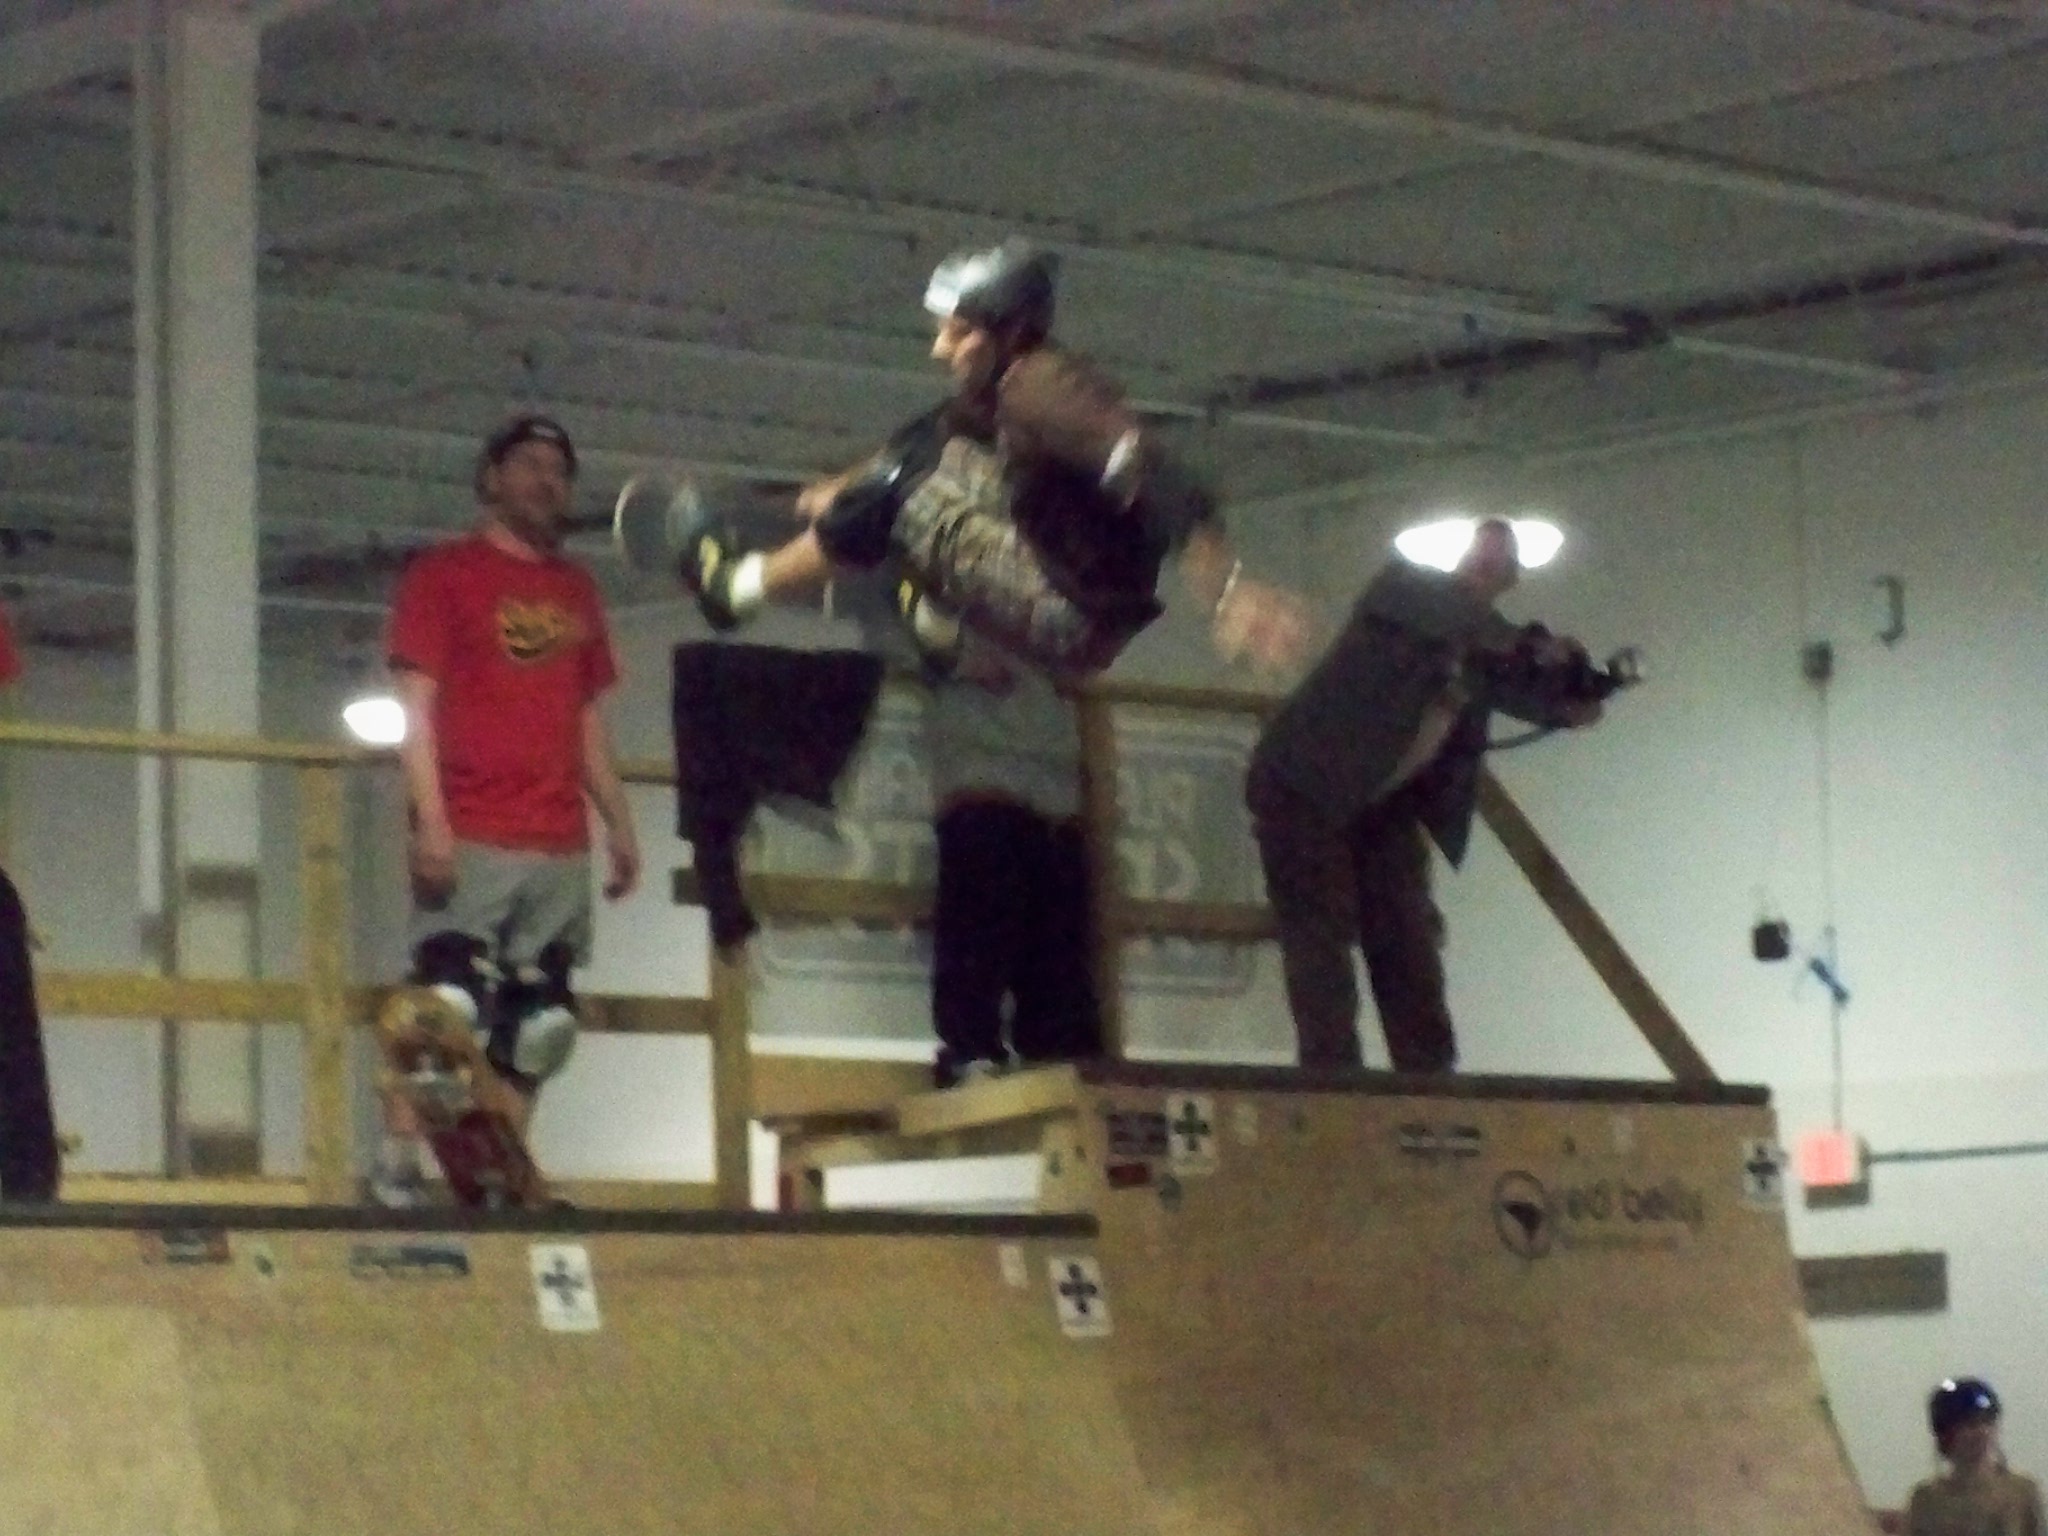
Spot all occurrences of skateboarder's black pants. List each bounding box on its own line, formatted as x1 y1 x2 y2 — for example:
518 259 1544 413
932 798 1102 1072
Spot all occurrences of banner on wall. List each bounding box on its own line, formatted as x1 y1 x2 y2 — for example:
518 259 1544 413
751 699 1263 997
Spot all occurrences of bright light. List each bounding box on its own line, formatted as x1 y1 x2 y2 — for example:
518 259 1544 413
1394 515 1564 573
1511 518 1564 569
342 692 407 746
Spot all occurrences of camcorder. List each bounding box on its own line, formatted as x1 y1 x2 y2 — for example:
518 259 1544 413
1479 626 1644 705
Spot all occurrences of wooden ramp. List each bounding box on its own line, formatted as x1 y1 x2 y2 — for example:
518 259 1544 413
790 1062 1875 1534
0 1207 1152 1536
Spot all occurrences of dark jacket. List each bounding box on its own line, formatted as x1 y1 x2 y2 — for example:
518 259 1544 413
672 643 887 948
1246 561 1575 865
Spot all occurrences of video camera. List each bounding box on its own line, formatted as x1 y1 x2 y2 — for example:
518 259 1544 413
1478 627 1644 705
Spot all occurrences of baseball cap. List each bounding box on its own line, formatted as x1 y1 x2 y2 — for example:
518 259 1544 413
474 414 577 496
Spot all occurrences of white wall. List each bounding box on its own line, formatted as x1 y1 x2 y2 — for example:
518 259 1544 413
1303 385 2048 1510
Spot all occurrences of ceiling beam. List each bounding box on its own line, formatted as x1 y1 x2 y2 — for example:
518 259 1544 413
0 0 347 109
19 67 1943 388
226 105 1934 387
1241 359 2048 520
1119 16 2048 240
0 5 134 106
713 2 2048 249
0 232 1441 444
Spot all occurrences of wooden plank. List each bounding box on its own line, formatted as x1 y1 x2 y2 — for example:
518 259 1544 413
673 867 932 926
1117 897 1275 943
751 1055 933 1119
548 1180 721 1212
1798 1251 1947 1318
758 1108 899 1139
1474 770 1717 1084
297 766 353 1205
709 951 754 1211
578 995 716 1036
58 1174 312 1205
1075 694 1125 1058
895 1064 1081 1139
0 718 378 768
1080 679 1278 717
38 972 307 1023
616 755 677 787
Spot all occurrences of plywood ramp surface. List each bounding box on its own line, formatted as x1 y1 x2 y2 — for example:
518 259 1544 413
1069 1075 1872 1535
0 1222 1151 1536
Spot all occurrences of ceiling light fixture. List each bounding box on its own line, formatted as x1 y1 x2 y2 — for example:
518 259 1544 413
1394 514 1564 572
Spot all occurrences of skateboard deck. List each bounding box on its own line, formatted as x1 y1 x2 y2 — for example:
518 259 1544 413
0 868 59 1201
376 987 548 1210
612 471 705 575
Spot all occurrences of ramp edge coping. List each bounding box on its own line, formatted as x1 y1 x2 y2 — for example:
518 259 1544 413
0 1202 1099 1239
1080 1061 1768 1106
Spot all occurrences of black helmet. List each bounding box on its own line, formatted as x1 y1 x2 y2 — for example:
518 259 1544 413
1929 1378 2000 1445
475 413 576 497
923 239 1058 343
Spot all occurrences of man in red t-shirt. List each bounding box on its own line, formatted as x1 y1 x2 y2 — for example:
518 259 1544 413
373 414 640 1206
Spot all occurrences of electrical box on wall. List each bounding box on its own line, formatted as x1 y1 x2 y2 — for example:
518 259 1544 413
1797 1128 1871 1208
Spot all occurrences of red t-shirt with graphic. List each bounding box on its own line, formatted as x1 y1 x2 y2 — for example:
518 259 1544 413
387 535 618 853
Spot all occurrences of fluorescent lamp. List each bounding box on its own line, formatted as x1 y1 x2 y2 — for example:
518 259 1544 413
1394 515 1564 572
342 692 407 746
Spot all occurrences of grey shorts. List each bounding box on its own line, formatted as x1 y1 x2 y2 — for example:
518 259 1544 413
408 842 593 968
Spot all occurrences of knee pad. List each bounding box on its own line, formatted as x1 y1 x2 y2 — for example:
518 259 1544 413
487 939 580 1087
816 452 916 568
1133 454 1219 554
409 931 495 1031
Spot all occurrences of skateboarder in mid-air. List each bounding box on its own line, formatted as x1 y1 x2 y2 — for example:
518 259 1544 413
371 415 640 1209
649 238 1312 680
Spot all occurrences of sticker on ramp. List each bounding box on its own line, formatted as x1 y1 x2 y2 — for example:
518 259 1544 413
1740 1139 1787 1209
1105 1109 1168 1160
530 1244 601 1333
1397 1122 1484 1162
1165 1094 1218 1176
1049 1256 1113 1338
1230 1101 1259 1147
998 1243 1029 1289
142 1227 229 1266
350 1242 471 1280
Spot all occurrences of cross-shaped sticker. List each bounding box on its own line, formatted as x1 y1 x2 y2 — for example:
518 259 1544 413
529 1244 601 1333
1165 1094 1218 1177
540 1257 584 1305
1740 1139 1786 1209
1049 1255 1112 1338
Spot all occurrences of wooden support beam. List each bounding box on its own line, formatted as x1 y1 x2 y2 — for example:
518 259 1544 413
59 1174 312 1206
1080 679 1278 717
672 868 931 926
577 995 717 1036
297 765 354 1205
1075 694 1126 1058
751 1055 933 1120
709 950 754 1211
1474 771 1716 1084
0 718 375 767
1116 898 1275 943
894 1064 1082 1138
38 972 308 1023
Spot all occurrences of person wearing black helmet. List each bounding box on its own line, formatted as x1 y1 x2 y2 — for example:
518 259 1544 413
674 239 1311 677
1907 1377 2043 1535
